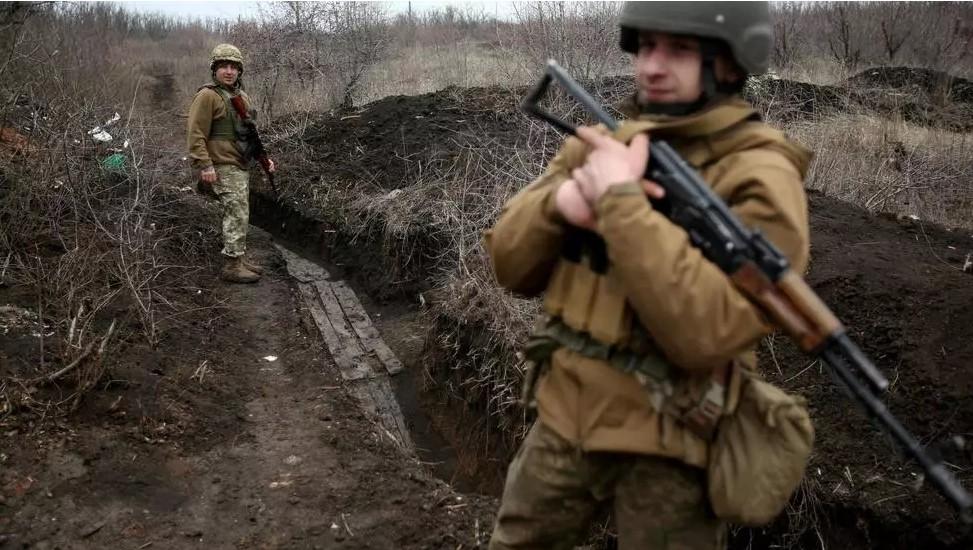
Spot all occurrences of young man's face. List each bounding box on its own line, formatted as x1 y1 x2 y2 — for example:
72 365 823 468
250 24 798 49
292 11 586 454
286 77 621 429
215 61 240 87
634 32 704 105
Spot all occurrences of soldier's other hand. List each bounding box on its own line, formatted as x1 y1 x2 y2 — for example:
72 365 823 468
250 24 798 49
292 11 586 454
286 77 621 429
555 178 596 230
267 159 276 173
572 127 650 201
200 166 217 184
641 179 666 200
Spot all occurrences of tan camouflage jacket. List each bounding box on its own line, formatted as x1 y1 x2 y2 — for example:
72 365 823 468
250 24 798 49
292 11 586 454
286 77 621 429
485 97 811 468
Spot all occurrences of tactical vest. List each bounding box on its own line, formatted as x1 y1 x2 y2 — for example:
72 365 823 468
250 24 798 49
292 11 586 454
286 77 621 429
199 84 255 158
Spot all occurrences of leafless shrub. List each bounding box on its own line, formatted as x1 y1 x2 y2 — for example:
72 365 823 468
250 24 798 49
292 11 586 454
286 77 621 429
0 4 218 419
501 1 626 85
231 1 390 118
772 2 973 81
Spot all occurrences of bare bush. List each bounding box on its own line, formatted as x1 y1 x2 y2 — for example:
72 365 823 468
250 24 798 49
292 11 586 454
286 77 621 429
232 1 390 118
0 3 218 418
502 1 626 84
773 2 973 81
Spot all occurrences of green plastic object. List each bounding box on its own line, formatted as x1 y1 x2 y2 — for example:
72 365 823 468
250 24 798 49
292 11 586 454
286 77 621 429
101 153 127 173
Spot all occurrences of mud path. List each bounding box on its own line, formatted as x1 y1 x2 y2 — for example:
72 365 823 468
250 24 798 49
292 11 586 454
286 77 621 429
1 228 493 549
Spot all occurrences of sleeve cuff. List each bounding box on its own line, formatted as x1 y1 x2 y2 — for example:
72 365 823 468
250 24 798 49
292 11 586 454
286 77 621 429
542 178 567 224
595 180 654 234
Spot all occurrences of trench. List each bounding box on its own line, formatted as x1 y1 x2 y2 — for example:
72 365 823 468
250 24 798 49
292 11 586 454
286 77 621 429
248 191 489 495
249 191 968 550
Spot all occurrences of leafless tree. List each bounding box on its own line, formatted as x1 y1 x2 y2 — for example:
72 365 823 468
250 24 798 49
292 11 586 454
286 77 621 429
877 3 914 63
233 1 390 116
506 1 625 83
825 3 862 69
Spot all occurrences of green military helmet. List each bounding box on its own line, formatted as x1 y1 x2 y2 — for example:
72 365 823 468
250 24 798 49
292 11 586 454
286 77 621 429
618 1 772 75
210 43 244 67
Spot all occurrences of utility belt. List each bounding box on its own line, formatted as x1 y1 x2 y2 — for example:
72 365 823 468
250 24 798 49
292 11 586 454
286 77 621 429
520 317 729 440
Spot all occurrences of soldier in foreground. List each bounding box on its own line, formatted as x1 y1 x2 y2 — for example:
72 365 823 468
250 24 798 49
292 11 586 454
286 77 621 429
187 43 275 284
486 2 813 548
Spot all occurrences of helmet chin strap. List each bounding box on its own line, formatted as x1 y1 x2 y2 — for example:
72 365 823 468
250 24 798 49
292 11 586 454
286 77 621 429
637 40 729 117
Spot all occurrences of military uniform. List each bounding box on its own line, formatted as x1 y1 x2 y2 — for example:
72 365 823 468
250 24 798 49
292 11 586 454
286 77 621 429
486 3 811 548
187 43 264 283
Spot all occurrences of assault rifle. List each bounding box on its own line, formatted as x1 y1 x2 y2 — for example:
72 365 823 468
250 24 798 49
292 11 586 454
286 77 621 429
228 95 278 197
521 60 973 520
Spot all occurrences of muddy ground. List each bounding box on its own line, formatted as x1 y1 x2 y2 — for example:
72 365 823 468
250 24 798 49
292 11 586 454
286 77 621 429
2 66 973 549
0 225 494 549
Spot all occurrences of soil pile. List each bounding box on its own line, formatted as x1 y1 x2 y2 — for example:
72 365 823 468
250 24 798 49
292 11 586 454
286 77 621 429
759 192 973 548
298 85 526 189
744 66 973 130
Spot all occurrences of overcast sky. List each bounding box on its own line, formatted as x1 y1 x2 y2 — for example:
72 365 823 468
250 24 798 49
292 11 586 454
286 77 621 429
119 1 519 22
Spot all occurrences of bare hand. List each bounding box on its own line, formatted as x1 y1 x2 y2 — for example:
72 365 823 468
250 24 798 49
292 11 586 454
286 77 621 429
554 179 596 230
200 166 217 184
267 159 276 173
571 127 655 202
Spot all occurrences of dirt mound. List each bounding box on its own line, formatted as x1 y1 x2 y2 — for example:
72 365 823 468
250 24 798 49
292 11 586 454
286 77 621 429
741 66 973 130
847 66 973 104
298 85 525 189
293 78 638 192
762 191 973 548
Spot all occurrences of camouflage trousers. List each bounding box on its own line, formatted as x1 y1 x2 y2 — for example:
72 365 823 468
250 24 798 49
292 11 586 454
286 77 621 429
213 164 250 258
489 422 725 550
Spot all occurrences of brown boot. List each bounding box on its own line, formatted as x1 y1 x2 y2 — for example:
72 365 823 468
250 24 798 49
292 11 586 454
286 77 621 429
241 255 263 275
221 257 260 284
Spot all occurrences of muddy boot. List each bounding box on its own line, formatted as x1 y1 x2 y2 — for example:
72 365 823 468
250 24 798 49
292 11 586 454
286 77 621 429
241 255 263 275
221 256 260 284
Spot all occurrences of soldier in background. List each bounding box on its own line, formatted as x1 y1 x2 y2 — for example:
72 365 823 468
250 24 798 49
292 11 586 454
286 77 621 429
187 43 275 284
486 2 811 548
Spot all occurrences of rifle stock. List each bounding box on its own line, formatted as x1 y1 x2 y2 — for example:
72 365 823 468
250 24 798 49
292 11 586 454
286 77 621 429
521 59 973 520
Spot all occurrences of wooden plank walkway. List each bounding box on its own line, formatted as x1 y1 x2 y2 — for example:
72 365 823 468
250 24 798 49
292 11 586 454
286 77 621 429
331 280 404 375
278 244 412 453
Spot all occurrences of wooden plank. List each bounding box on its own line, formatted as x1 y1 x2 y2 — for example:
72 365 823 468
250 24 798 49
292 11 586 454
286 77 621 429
298 283 369 381
349 378 414 453
314 281 374 379
275 243 330 282
330 281 404 376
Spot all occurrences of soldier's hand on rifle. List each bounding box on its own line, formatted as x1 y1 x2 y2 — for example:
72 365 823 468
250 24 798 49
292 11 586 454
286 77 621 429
572 127 664 202
200 166 217 184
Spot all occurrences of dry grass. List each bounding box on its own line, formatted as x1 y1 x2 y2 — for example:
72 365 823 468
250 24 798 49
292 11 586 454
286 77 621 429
784 113 973 228
362 42 533 104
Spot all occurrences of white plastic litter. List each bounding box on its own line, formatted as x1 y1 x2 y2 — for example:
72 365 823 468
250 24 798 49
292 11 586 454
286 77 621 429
88 128 112 142
87 113 121 143
263 355 278 362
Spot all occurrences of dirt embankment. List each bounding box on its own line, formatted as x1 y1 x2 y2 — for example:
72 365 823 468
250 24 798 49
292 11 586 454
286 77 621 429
745 66 973 130
265 68 973 548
